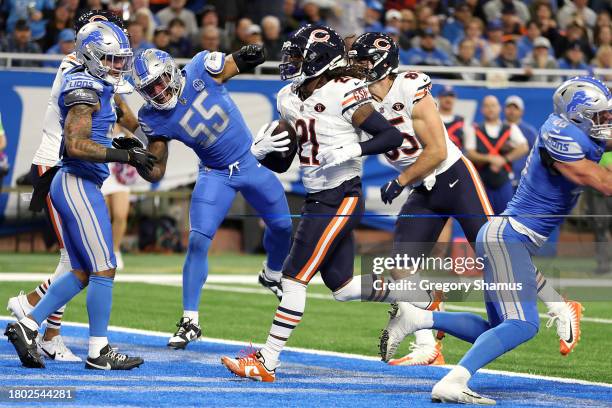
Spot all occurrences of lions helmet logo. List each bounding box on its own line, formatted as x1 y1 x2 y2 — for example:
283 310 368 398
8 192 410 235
566 90 593 113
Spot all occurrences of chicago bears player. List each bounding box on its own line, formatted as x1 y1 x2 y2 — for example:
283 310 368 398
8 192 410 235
6 10 139 363
132 46 293 350
220 25 411 382
384 76 611 404
348 32 582 365
5 21 152 370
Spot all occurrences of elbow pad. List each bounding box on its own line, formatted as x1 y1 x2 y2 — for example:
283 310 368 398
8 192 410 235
358 111 404 155
232 44 266 72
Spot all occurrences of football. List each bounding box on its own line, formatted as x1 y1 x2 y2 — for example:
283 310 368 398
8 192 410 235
259 119 298 173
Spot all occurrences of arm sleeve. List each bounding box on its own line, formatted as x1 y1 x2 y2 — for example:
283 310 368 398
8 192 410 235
540 131 585 162
357 111 404 155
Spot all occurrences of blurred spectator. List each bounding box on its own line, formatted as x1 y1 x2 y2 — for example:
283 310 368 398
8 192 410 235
493 37 520 67
595 10 611 29
281 0 301 35
533 1 563 56
363 1 384 33
153 26 171 53
503 95 537 186
386 0 418 11
195 25 221 53
398 9 418 50
200 5 220 28
134 8 158 43
385 9 402 32
262 15 284 61
40 5 73 52
453 38 482 80
0 19 42 67
481 20 504 65
149 0 170 14
328 0 365 37
156 0 198 38
414 4 433 31
400 28 452 66
593 24 612 54
167 18 192 58
454 17 485 61
500 3 522 36
411 15 452 56
300 0 326 26
522 36 560 82
246 24 263 46
558 41 590 71
43 29 75 68
128 21 154 56
231 18 253 51
464 95 529 214
517 20 544 60
483 0 530 25
556 20 593 61
3 0 55 41
441 2 472 44
0 112 7 189
592 45 612 81
437 86 466 150
557 0 596 30
131 0 152 13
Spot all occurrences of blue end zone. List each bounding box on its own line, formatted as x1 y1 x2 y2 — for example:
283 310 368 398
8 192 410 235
0 318 610 407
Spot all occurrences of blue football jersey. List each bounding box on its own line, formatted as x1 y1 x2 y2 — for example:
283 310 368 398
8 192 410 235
138 51 252 168
505 113 606 244
58 67 117 185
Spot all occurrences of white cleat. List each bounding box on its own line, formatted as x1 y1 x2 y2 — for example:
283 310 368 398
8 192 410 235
546 300 583 356
388 341 445 366
39 335 82 362
379 302 427 362
431 378 496 405
6 291 34 320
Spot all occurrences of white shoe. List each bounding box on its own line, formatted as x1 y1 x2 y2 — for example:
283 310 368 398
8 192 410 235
388 341 445 366
6 291 34 320
115 252 124 271
546 300 583 356
431 377 496 405
379 302 427 362
39 335 82 362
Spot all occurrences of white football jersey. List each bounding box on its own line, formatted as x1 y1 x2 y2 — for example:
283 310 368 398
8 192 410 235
372 72 462 178
277 77 372 193
32 53 81 167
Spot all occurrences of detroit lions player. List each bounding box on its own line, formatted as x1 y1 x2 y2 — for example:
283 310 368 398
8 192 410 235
4 21 154 370
132 46 293 350
384 76 611 404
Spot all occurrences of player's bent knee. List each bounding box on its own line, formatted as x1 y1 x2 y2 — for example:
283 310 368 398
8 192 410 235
187 230 212 254
281 277 307 293
267 217 292 235
92 268 116 280
72 269 90 287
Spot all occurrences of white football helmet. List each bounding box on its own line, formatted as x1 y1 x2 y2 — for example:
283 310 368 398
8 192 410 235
133 48 183 110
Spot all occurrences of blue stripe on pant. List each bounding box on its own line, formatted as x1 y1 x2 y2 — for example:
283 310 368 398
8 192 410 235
50 170 116 273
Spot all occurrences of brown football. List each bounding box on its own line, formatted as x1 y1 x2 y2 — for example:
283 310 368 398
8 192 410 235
259 120 298 173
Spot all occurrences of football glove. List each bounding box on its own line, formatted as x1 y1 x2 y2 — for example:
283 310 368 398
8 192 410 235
232 44 266 72
128 147 157 172
380 178 405 204
316 143 362 170
251 121 290 160
112 136 144 150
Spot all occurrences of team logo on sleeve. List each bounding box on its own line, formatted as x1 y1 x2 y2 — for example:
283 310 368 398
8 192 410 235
392 102 404 111
193 79 205 91
314 103 326 112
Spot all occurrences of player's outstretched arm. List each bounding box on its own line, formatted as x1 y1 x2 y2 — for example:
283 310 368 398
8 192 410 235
137 138 168 183
113 94 138 132
554 158 612 196
208 45 266 83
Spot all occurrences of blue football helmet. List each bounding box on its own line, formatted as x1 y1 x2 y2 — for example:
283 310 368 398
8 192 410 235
348 32 399 84
133 48 183 110
76 21 133 88
553 76 612 139
279 25 347 87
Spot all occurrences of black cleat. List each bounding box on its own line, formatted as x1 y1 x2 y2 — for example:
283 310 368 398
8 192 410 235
167 317 202 350
4 322 45 368
85 344 143 370
258 271 283 301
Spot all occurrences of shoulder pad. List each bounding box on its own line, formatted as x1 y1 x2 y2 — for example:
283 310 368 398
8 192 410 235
63 72 104 94
541 130 585 162
204 51 226 75
64 88 99 107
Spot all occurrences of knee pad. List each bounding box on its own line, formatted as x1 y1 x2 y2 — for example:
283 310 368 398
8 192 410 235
267 217 292 236
187 230 212 254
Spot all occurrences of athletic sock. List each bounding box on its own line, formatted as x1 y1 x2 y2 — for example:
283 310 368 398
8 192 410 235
87 275 114 338
414 329 436 347
536 269 565 311
260 278 306 368
182 231 211 312
183 310 199 325
46 306 65 330
432 311 491 344
30 272 84 325
88 336 109 359
263 261 282 282
458 319 538 374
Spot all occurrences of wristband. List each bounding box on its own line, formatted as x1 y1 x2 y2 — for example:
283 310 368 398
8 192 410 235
104 148 129 163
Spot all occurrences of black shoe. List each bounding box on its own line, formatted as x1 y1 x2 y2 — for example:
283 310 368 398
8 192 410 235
4 322 45 368
167 317 202 350
258 270 283 301
85 345 144 370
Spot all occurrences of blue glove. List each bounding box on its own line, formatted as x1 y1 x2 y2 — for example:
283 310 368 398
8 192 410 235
380 178 405 204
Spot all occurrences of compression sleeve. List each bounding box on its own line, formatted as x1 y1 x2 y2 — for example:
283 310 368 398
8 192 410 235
357 111 404 155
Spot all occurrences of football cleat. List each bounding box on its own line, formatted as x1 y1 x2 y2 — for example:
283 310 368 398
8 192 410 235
115 251 125 271
379 302 425 362
258 270 283 300
546 300 583 356
6 291 34 320
85 344 144 370
389 341 445 366
4 322 45 368
221 350 276 382
39 335 82 362
431 379 496 405
167 317 202 349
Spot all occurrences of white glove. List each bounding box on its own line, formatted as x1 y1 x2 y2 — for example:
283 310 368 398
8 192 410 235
422 173 437 191
316 143 362 170
250 120 291 160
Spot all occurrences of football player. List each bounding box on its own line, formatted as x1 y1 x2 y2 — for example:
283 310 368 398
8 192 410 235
5 21 151 370
6 10 138 363
387 76 611 404
349 32 582 365
131 46 293 350
219 25 411 382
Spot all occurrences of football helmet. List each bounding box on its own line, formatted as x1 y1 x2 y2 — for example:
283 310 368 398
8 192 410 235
553 76 612 139
348 32 399 84
279 25 347 87
133 48 183 110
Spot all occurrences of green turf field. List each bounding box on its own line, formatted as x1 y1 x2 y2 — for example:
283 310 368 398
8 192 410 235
1 253 611 383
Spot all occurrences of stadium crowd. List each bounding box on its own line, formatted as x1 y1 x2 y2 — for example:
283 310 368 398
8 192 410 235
0 0 610 79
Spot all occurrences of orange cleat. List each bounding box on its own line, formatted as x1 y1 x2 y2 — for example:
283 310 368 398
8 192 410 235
547 300 584 356
221 350 276 382
389 341 445 366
